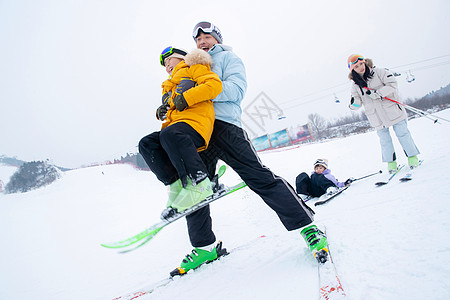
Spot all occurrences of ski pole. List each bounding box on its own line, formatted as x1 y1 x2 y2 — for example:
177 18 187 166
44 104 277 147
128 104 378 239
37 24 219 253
352 170 383 182
363 87 450 123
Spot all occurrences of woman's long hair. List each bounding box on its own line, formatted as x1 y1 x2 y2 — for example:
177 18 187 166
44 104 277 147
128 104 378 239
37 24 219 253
351 64 373 89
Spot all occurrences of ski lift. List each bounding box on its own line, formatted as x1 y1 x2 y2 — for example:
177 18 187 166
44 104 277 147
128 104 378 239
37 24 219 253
277 111 286 120
406 70 415 83
334 94 341 103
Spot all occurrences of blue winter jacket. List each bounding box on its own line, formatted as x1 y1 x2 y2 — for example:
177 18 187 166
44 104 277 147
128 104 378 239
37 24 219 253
208 44 247 128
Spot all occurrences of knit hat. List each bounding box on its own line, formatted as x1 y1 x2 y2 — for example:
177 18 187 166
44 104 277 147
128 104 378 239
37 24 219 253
347 54 365 71
314 159 328 169
160 46 188 66
192 21 223 44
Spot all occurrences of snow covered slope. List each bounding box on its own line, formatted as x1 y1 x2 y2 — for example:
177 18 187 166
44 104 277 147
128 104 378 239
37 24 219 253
0 109 449 300
0 164 17 192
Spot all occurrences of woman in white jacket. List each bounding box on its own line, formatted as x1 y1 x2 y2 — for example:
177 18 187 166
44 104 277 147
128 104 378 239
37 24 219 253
347 54 420 173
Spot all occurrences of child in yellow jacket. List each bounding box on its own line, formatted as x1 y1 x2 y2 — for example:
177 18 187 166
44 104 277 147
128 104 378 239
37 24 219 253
139 46 222 219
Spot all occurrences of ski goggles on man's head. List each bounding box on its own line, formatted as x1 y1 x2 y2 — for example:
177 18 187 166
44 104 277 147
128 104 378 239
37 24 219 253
159 46 187 66
192 21 216 38
348 54 364 69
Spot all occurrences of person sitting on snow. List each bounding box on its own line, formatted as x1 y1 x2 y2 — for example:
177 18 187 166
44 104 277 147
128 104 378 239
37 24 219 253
295 159 352 200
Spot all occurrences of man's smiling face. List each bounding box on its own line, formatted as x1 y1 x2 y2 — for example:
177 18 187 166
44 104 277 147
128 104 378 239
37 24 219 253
195 32 218 52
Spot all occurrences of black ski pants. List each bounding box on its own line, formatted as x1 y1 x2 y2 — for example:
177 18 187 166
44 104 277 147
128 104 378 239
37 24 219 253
186 120 315 247
138 122 208 187
295 172 336 197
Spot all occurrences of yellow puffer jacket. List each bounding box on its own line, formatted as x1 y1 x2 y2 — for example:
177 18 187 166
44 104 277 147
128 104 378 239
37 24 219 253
161 49 222 151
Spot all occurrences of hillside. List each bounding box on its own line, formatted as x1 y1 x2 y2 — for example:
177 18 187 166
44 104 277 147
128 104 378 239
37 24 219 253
0 109 449 300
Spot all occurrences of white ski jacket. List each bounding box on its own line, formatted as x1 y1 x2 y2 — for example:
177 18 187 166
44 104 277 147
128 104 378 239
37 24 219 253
349 65 407 130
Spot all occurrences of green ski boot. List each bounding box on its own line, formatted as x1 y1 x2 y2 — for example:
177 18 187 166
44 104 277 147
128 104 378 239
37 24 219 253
161 177 213 220
160 179 183 220
408 155 419 169
170 241 227 276
172 177 213 211
166 179 183 207
300 225 329 263
387 161 398 174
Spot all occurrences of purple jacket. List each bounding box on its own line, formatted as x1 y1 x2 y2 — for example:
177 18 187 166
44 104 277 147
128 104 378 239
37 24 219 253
311 169 345 188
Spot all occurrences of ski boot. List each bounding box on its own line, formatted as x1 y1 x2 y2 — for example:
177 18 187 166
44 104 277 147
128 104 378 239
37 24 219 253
160 179 183 220
170 241 228 276
408 155 419 170
387 161 398 174
298 194 311 202
300 225 329 263
325 186 339 196
161 177 213 220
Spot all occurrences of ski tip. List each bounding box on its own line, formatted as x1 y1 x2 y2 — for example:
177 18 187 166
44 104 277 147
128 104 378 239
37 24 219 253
170 267 187 277
217 164 227 177
399 178 412 182
374 182 387 186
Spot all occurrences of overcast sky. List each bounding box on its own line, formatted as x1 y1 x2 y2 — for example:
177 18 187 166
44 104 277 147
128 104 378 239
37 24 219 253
1 0 450 168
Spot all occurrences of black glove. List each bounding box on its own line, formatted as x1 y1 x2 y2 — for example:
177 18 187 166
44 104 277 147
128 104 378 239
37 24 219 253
156 104 169 121
344 178 354 185
176 79 196 94
173 93 189 111
365 89 380 100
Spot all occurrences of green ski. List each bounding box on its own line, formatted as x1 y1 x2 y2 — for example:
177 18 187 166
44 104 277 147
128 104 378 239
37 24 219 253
101 166 247 252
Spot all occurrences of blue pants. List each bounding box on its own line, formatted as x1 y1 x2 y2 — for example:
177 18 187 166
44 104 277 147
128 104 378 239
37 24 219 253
376 119 420 162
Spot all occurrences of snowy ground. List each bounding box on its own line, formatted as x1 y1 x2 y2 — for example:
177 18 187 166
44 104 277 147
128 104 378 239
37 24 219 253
1 109 449 300
0 164 17 192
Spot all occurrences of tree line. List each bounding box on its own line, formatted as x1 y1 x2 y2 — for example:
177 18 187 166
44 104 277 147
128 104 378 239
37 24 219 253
308 84 450 141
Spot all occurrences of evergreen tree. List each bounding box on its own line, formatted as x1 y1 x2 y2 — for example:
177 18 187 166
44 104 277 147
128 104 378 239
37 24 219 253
5 161 60 194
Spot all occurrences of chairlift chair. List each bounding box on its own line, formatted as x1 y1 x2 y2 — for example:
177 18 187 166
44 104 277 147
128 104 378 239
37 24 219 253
334 94 341 103
406 70 416 83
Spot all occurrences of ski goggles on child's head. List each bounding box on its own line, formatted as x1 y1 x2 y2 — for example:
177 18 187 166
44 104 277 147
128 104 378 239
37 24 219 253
347 54 364 69
160 46 187 66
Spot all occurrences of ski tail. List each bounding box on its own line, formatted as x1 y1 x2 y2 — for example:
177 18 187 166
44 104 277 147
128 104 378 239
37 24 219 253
101 224 165 249
318 227 347 299
375 164 405 186
113 236 266 299
314 185 349 206
101 181 248 252
399 160 424 182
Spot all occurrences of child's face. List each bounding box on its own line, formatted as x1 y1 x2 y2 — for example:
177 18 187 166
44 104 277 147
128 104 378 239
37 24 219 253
353 60 366 75
314 165 325 174
164 57 183 75
196 32 218 52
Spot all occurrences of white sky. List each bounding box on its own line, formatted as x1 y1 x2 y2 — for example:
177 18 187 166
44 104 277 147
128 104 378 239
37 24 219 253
1 0 450 168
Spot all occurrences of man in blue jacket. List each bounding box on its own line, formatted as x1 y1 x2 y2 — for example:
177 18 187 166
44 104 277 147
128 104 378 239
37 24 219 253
173 21 326 274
